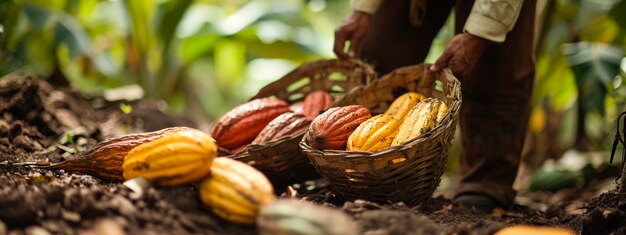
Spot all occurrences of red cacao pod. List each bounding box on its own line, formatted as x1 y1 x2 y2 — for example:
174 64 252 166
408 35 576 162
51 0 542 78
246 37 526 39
290 102 303 114
302 90 333 119
306 105 371 150
211 98 290 149
252 112 312 145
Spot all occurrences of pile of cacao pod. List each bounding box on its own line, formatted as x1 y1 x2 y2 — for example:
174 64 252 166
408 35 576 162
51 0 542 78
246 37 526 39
211 90 334 155
306 92 449 152
119 128 278 224
41 127 278 225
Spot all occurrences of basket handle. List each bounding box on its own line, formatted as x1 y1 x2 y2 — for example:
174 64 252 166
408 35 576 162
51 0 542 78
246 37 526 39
249 59 376 101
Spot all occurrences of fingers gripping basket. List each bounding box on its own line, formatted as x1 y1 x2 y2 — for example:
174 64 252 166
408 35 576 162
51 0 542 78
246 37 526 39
227 59 376 187
300 64 461 205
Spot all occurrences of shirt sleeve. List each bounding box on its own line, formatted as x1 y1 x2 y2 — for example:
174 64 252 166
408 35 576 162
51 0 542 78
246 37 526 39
463 0 524 43
350 0 384 14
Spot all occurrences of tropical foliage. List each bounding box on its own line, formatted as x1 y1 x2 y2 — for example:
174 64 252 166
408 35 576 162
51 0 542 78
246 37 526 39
527 0 626 164
1 0 626 166
0 0 349 121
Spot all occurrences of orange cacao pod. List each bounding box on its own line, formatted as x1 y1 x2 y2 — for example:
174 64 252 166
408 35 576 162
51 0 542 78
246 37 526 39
41 127 192 181
383 92 425 123
302 90 333 119
252 112 312 145
212 98 290 150
306 105 371 150
122 129 217 186
347 114 399 152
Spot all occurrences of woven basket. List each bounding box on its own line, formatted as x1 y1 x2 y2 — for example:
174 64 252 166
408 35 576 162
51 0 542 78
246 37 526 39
227 59 376 188
299 64 461 205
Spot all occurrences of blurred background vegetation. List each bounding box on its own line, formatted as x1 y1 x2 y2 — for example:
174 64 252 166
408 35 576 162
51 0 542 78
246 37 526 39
1 0 626 187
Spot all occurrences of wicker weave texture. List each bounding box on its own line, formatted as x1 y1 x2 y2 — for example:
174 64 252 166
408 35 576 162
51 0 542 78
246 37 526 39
300 64 461 205
227 59 376 187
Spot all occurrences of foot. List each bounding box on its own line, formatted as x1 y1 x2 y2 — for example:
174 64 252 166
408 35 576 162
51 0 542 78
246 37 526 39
453 193 500 213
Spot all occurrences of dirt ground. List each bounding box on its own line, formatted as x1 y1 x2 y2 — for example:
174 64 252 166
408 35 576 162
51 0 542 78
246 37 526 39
1 74 625 235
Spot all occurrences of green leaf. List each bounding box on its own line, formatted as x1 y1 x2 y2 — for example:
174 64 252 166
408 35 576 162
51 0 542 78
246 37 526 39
214 39 246 85
54 15 116 76
22 3 57 29
247 40 320 62
66 133 75 146
609 0 626 32
179 33 218 63
563 42 624 114
123 0 155 53
214 1 269 35
563 42 623 85
156 0 192 60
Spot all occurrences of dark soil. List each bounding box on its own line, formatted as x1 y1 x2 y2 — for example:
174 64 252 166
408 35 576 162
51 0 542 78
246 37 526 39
0 74 623 234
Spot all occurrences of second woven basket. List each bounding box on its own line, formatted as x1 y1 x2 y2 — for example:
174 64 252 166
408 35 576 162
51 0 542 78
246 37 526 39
227 59 376 188
300 64 461 205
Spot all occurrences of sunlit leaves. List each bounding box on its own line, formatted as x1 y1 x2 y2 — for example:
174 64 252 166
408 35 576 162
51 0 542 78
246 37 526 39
563 42 624 114
179 33 219 63
124 0 155 54
534 54 577 110
22 3 56 29
3 0 351 121
214 39 246 86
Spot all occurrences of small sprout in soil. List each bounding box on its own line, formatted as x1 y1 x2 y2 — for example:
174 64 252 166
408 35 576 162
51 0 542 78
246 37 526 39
119 103 133 132
119 103 133 114
66 133 79 153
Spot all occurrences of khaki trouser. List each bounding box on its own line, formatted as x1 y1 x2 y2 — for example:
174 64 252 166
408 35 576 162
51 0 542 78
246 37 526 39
359 0 536 207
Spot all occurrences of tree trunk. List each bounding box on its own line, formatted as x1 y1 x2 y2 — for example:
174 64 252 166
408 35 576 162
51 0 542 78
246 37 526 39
574 88 591 151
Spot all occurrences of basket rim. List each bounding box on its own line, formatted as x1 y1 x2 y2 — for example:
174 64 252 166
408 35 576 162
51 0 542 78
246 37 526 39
224 58 376 158
248 58 377 101
299 64 461 160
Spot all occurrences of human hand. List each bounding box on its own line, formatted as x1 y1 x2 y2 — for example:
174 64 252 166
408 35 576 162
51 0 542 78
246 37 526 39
430 33 492 79
333 11 372 59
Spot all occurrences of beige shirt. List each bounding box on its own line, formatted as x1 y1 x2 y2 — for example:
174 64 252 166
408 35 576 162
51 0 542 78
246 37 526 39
350 0 523 42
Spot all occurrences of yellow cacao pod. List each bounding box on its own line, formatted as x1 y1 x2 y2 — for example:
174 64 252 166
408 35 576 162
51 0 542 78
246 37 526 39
199 157 276 225
347 114 399 152
384 92 425 122
391 98 443 146
122 129 217 186
436 100 448 123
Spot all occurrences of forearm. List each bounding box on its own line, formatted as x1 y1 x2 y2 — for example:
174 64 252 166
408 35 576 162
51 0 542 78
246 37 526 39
351 0 384 14
463 0 524 43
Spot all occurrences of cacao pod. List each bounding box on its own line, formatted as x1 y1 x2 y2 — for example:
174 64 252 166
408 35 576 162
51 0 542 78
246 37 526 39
384 92 425 122
122 129 217 186
436 101 448 123
290 102 304 114
252 112 312 145
347 114 399 152
528 169 580 193
211 98 290 150
302 90 333 119
41 127 191 181
306 105 371 150
199 157 276 225
391 98 444 146
495 225 575 235
257 199 358 235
